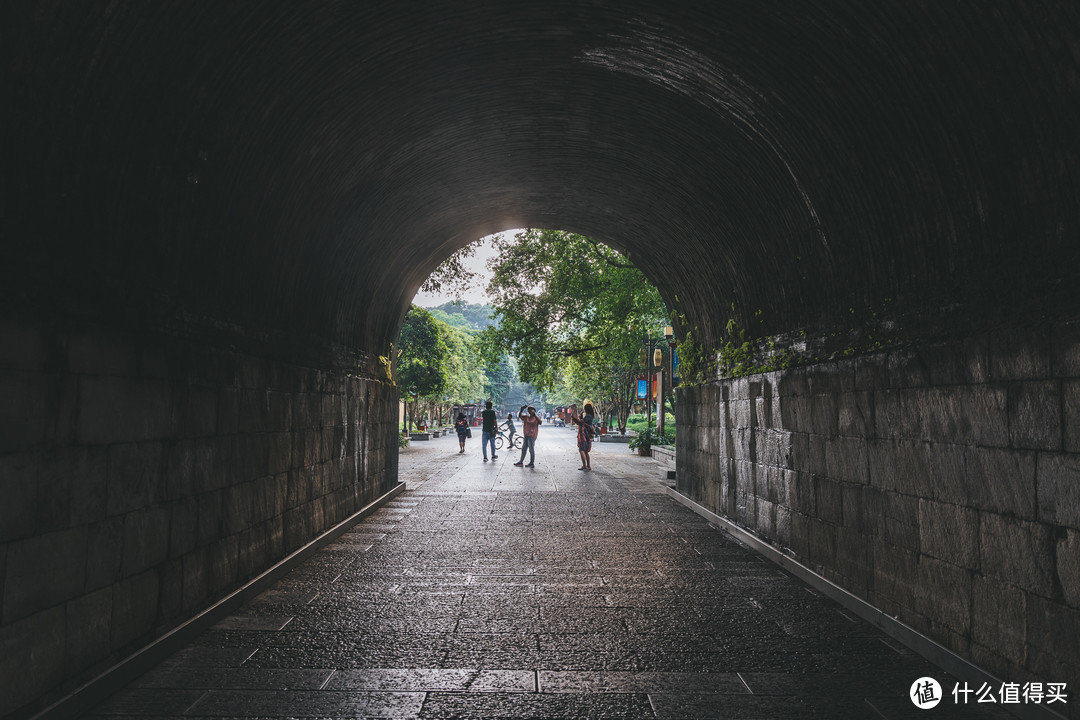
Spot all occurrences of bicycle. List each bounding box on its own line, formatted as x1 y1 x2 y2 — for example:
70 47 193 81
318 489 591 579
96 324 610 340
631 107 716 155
494 427 522 450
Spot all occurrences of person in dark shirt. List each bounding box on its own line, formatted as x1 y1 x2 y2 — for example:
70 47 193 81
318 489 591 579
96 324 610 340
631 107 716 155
480 400 498 461
454 413 469 453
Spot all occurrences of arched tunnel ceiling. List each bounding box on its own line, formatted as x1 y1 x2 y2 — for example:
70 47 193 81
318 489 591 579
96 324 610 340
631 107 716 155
5 2 1079 368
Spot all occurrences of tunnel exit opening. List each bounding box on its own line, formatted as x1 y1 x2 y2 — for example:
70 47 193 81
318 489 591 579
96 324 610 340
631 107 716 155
397 228 677 446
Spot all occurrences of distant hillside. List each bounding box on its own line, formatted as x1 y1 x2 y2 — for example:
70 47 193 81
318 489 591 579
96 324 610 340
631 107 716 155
427 302 495 331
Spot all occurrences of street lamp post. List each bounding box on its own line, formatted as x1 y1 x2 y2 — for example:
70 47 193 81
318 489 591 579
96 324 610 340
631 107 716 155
639 329 667 432
659 325 675 432
640 331 658 430
653 343 663 433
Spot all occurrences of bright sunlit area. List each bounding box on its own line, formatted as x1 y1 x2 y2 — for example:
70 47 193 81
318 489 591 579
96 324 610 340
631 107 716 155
411 234 504 307
398 229 677 452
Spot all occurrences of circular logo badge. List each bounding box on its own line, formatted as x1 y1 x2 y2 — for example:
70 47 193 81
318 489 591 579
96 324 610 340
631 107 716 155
910 677 943 709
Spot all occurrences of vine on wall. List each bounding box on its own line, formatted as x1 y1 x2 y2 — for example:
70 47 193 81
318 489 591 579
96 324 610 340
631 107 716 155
673 299 903 385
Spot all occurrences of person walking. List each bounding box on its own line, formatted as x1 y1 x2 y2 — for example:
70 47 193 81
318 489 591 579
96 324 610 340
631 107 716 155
454 412 469 453
480 400 498 461
513 405 542 467
572 402 596 470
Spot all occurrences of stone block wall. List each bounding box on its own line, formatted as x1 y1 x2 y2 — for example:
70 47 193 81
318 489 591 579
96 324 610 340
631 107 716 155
677 322 1080 698
0 316 398 718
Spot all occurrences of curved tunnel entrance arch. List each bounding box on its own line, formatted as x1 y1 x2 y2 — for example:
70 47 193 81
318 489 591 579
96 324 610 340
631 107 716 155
3 3 1079 716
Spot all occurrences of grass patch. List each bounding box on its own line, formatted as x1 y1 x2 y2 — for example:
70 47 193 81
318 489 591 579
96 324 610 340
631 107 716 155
624 414 676 440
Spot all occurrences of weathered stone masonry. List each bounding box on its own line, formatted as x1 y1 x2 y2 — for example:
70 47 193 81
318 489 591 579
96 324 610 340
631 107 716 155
5 4 1079 717
0 316 398 716
677 322 1080 695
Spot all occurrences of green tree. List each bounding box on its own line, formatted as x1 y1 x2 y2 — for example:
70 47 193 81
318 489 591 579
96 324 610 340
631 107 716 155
397 305 451 430
401 303 506 426
479 229 668 430
560 352 642 432
428 301 495 331
419 245 479 299
482 355 516 408
441 323 487 416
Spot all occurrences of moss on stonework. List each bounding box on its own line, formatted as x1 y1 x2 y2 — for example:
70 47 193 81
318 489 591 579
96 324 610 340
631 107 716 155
673 291 1080 386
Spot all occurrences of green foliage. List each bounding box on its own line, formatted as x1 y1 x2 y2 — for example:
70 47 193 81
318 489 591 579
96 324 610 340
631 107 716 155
628 426 672 451
427 301 495 331
668 307 807 384
420 245 479 298
540 383 578 408
667 309 713 386
719 339 754 376
377 354 394 382
704 298 900 380
716 316 807 377
624 414 676 438
477 228 668 427
440 322 487 405
483 355 516 407
498 367 544 410
398 432 410 449
397 306 451 398
618 294 904 389
399 301 502 411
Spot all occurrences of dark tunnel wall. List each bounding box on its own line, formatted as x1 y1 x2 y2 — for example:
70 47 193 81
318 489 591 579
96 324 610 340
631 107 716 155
3 1 1080 716
6 1 1078 362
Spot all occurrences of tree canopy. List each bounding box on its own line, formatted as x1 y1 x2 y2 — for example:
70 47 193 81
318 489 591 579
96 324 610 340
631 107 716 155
427 301 495 331
404 229 669 430
395 302 508 429
418 245 479 298
397 305 451 399
478 228 669 426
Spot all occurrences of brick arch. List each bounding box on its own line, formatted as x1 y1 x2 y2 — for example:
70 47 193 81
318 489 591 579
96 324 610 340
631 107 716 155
8 3 1078 366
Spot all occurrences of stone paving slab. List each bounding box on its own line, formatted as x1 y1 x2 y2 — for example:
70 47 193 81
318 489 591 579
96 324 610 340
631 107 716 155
537 670 748 694
324 669 536 693
188 689 427 717
77 426 1019 719
134 667 335 691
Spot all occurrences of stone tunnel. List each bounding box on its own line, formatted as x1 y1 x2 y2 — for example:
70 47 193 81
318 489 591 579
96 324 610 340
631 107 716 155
2 2 1079 717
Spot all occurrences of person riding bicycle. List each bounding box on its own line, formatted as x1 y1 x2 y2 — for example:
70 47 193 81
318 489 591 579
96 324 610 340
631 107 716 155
493 415 521 450
502 412 516 444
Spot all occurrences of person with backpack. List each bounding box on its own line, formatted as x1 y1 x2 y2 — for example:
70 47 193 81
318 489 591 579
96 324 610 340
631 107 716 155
572 402 596 471
454 412 469 453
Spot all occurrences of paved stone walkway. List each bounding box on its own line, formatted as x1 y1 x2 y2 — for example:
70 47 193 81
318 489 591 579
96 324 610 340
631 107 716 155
80 426 1019 719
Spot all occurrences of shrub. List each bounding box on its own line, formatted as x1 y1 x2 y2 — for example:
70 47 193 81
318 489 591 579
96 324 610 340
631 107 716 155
628 426 672 452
